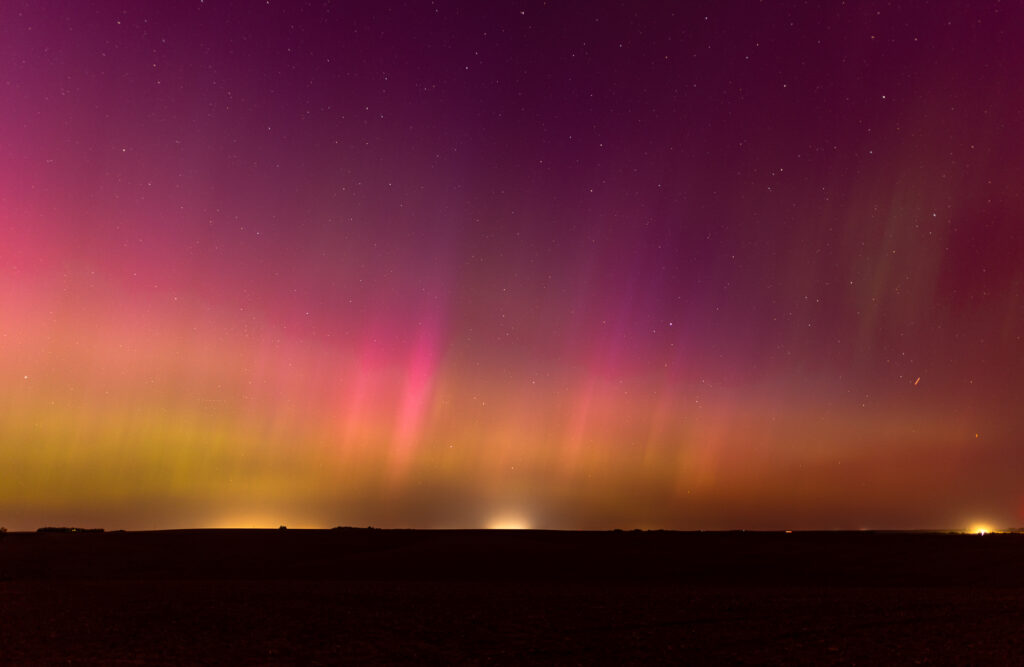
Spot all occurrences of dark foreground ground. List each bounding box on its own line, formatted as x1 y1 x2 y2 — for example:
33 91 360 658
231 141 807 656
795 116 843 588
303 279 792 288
2 529 1023 664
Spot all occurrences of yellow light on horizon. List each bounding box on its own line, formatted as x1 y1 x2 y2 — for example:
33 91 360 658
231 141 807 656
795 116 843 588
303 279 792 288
486 515 531 530
204 512 291 529
969 524 993 535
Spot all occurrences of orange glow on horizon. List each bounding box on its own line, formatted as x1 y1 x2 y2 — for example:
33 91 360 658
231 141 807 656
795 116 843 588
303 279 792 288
486 515 532 530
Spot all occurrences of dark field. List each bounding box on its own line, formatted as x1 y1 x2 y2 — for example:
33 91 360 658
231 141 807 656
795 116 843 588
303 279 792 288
2 529 1023 664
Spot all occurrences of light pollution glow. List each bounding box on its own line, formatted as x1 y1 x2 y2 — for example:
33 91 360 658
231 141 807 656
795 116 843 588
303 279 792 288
1 1 1022 531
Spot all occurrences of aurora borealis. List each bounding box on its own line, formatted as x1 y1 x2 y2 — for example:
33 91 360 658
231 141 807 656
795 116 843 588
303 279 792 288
2 1 1022 531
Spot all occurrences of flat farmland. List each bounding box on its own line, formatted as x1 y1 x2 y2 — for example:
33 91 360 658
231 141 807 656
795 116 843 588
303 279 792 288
2 530 1022 664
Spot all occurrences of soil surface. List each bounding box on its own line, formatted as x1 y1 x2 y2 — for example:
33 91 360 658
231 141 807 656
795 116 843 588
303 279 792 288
1 529 1022 664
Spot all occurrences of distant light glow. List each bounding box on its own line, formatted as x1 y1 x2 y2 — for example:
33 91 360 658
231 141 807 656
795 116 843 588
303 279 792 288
487 515 532 530
205 513 291 530
969 524 993 536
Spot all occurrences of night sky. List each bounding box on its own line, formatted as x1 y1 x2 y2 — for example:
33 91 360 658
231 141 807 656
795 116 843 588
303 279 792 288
2 1 1022 531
